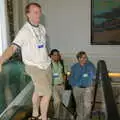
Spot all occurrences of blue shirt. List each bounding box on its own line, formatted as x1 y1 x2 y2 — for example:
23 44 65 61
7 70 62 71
68 61 96 87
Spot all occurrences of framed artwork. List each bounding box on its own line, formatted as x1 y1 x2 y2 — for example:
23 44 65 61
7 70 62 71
91 0 120 45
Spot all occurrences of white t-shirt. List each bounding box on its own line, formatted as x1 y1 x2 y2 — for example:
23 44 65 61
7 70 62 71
13 22 51 69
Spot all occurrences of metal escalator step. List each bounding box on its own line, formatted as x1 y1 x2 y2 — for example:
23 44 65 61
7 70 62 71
11 106 32 120
12 111 26 120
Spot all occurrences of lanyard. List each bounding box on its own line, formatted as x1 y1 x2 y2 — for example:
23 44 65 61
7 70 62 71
27 22 45 45
52 62 62 74
32 27 44 44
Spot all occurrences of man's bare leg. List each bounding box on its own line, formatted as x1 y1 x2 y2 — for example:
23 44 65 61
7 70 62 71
32 92 39 117
40 95 51 120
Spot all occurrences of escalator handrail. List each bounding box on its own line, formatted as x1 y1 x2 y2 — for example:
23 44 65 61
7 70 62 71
97 60 120 120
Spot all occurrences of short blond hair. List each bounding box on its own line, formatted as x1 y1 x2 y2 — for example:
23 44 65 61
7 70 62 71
25 3 41 14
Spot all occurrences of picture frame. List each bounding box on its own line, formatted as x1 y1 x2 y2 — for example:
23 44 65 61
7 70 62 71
91 0 120 45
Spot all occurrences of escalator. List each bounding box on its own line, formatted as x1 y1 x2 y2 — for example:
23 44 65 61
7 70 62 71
0 60 75 120
0 60 120 120
91 60 120 120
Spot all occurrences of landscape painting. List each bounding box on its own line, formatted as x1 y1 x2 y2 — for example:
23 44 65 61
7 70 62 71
91 0 120 45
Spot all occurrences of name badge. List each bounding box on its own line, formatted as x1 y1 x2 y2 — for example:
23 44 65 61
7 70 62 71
37 44 44 48
83 73 88 77
53 73 59 78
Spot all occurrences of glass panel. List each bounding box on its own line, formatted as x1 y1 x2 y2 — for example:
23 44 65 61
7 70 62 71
0 59 32 119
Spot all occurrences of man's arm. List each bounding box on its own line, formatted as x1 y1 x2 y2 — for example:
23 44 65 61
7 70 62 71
0 44 18 71
68 67 76 86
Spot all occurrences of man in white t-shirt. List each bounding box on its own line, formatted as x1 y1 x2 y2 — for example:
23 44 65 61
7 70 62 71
0 3 52 120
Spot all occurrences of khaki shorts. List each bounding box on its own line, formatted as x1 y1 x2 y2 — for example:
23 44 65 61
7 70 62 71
25 65 52 97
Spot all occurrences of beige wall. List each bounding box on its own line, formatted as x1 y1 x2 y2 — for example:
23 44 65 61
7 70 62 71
28 0 120 72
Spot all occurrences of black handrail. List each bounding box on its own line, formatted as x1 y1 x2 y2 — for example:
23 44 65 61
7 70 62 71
90 74 99 118
97 60 120 120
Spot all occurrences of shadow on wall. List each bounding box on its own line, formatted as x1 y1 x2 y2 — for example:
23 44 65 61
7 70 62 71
41 13 51 52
